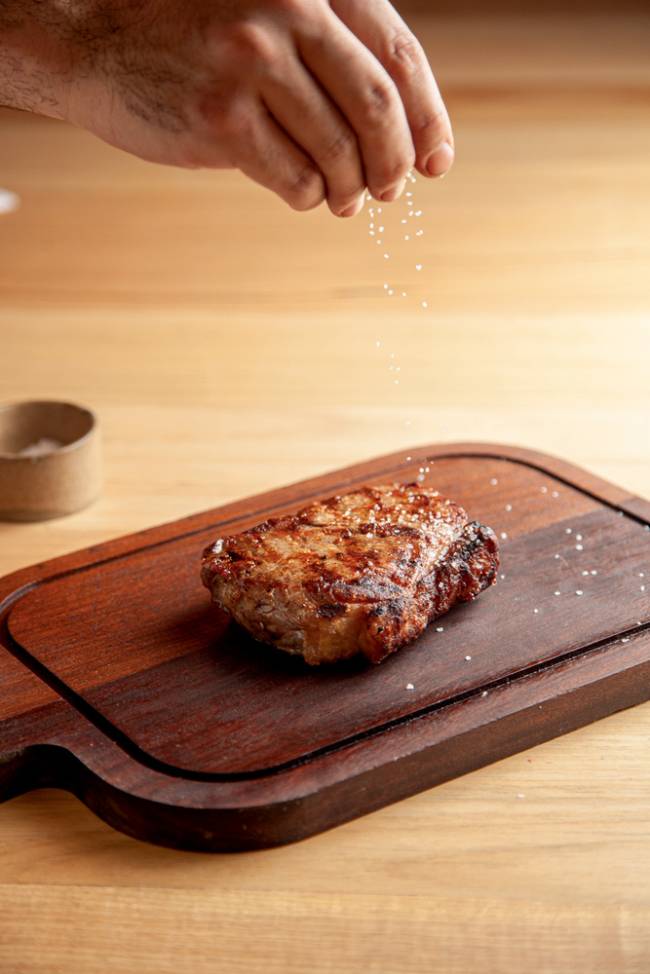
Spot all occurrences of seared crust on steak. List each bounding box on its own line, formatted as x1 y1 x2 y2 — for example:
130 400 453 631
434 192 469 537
201 484 499 665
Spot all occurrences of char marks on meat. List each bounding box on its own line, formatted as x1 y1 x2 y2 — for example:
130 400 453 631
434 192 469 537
201 484 500 665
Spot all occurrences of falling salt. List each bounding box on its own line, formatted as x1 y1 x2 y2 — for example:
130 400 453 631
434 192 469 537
552 491 560 498
481 690 489 698
465 655 472 662
576 590 584 596
505 504 513 512
406 683 415 691
554 590 561 596
490 478 499 486
435 626 444 632
533 608 539 614
500 532 508 540
566 528 573 535
516 793 526 800
576 545 584 551
415 264 423 271
499 573 506 580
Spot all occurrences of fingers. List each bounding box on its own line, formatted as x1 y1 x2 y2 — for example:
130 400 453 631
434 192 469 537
297 6 415 202
261 57 366 217
202 94 326 211
329 0 454 179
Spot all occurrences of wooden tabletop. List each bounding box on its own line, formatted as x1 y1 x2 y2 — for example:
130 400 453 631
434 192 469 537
2 7 650 972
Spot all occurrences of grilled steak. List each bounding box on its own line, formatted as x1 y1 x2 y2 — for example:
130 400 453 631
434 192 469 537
201 484 499 665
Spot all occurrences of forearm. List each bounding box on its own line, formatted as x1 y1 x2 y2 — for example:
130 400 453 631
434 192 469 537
0 0 75 115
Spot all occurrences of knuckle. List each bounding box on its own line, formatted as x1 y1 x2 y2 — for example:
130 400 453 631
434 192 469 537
286 163 324 210
375 152 414 187
416 107 448 141
360 81 398 127
223 20 277 67
321 127 357 166
385 31 424 80
267 0 307 18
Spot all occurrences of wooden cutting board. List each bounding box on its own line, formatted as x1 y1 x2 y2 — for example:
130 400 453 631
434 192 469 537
1 444 649 851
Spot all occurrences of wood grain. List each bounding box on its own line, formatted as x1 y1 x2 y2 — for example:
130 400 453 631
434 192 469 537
1 3 649 971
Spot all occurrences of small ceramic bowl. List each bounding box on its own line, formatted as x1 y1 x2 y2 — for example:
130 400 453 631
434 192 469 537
0 400 102 521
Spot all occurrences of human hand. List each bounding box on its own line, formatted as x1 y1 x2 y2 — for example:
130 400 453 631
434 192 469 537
1 0 454 215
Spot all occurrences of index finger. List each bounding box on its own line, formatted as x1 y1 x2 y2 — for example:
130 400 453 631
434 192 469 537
330 0 454 178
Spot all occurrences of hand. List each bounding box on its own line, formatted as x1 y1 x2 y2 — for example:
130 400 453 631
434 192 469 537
1 0 454 215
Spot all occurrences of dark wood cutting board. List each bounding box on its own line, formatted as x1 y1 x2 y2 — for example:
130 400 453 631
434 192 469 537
1 444 649 851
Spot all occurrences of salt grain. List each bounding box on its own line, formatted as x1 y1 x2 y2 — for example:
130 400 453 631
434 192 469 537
576 590 584 596
500 532 508 540
406 683 415 691
465 655 472 661
490 478 499 486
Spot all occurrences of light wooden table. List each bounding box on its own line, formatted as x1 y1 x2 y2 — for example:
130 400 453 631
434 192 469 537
1 8 650 973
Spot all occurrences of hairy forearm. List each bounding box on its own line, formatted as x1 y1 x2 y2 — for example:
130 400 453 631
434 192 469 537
0 0 80 115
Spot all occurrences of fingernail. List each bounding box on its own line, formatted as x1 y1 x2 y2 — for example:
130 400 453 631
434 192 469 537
339 195 365 218
380 179 406 203
426 142 454 178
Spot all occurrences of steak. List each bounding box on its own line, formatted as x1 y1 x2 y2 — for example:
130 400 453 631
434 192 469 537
201 484 500 665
